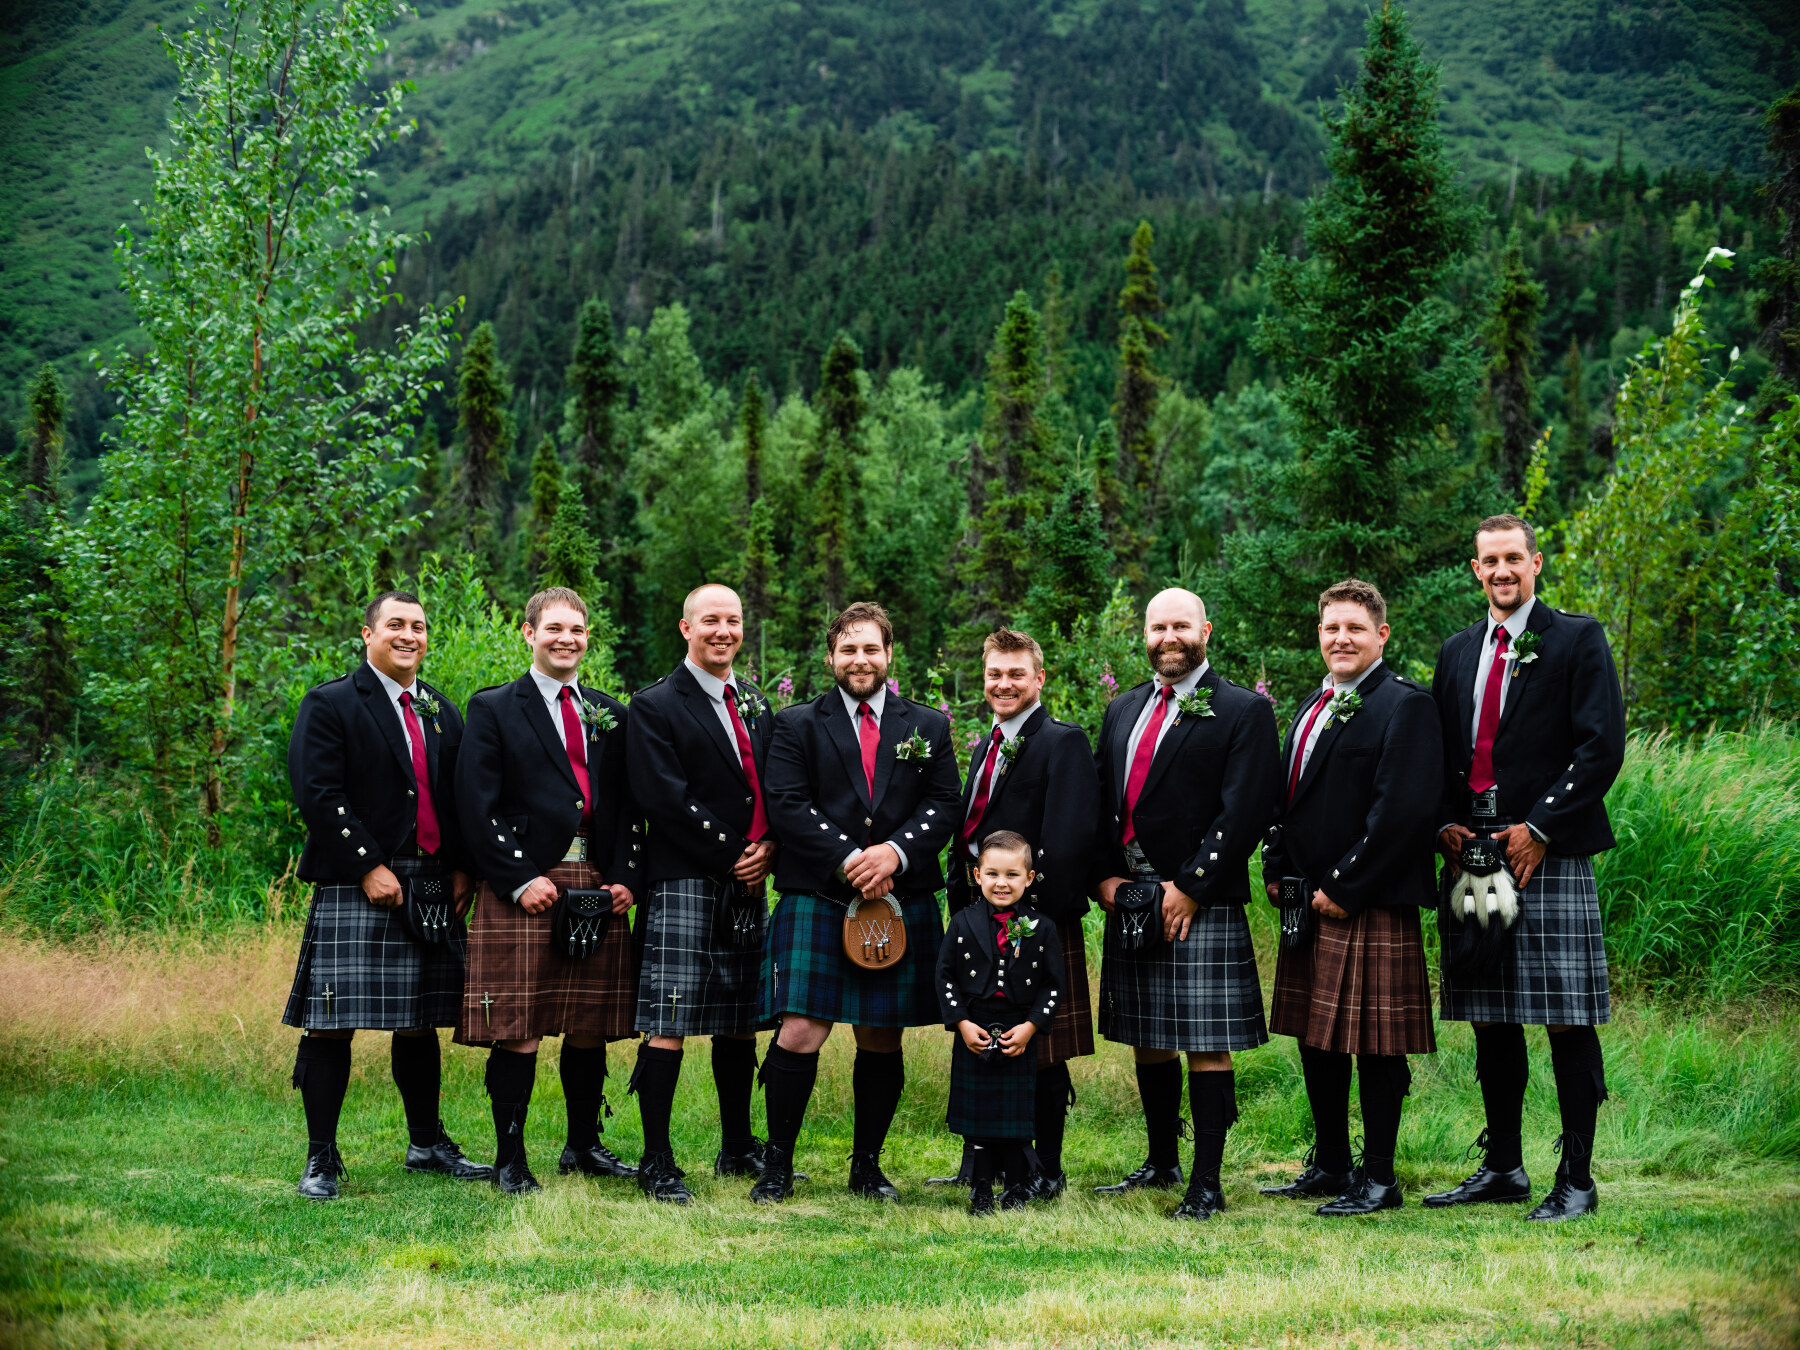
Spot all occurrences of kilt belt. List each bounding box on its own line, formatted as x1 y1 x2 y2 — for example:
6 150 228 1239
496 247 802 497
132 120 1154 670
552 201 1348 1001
1269 904 1436 1056
946 995 1038 1141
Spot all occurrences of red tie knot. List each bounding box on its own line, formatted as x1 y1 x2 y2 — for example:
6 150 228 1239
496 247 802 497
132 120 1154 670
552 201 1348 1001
400 690 411 708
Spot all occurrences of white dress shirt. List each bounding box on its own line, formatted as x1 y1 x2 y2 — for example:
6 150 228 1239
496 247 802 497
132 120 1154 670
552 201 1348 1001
684 657 741 744
1470 595 1537 748
368 662 419 759
517 664 586 900
1123 660 1210 769
1290 658 1383 782
838 683 907 874
961 701 1039 857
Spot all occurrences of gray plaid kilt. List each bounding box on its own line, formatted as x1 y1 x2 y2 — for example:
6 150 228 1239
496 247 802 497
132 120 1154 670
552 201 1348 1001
758 890 946 1028
635 877 769 1037
1439 852 1611 1026
281 856 465 1031
947 996 1037 1140
1098 903 1268 1053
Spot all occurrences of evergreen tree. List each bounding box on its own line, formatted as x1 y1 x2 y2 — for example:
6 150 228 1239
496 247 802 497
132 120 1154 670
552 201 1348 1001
539 480 598 597
562 296 625 523
9 365 76 761
1105 221 1169 565
1023 472 1113 636
810 333 867 616
1561 339 1592 502
20 364 66 514
1755 81 1800 399
452 321 514 563
1481 231 1545 496
522 433 564 579
738 374 776 639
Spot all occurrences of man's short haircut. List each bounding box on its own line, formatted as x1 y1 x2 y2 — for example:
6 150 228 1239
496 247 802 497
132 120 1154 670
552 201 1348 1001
364 590 424 629
1475 513 1538 556
1318 578 1387 627
525 587 589 628
684 583 742 620
977 828 1032 862
982 627 1044 672
825 600 894 652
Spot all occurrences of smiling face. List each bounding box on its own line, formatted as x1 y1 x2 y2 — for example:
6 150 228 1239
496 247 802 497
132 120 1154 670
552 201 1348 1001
1318 601 1389 682
977 844 1035 910
983 650 1045 721
1143 589 1211 681
523 602 589 680
681 584 744 679
1472 527 1542 618
829 621 891 700
363 598 429 685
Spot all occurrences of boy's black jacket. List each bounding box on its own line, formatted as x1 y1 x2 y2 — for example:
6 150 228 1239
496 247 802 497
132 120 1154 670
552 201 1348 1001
935 901 1067 1031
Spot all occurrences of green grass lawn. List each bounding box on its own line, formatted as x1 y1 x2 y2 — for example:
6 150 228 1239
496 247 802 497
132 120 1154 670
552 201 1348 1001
2 929 1796 1348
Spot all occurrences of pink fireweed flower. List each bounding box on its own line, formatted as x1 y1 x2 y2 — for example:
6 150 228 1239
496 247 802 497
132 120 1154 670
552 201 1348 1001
1254 679 1277 707
777 675 794 697
887 678 900 696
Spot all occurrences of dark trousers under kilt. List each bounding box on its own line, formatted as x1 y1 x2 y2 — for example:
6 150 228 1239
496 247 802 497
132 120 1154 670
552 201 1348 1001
946 995 1038 1141
1270 905 1437 1057
1098 902 1268 1053
635 877 768 1037
758 890 946 1027
282 855 465 1031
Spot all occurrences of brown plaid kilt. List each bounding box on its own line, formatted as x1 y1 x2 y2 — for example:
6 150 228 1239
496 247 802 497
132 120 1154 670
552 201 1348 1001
455 861 637 1045
1036 917 1095 1068
1269 904 1436 1057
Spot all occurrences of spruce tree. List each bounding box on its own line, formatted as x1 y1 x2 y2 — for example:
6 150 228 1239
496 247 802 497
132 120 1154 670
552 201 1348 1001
1755 80 1800 398
1105 221 1168 564
539 480 598 597
523 433 564 578
737 375 776 641
452 321 514 563
1023 472 1113 636
563 296 625 524
810 333 867 616
1560 339 1591 502
11 365 76 760
1482 230 1545 496
20 364 66 515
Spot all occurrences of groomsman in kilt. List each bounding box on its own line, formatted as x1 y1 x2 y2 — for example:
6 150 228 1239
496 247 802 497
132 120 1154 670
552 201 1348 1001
1426 514 1625 1222
1091 588 1280 1221
283 591 490 1199
1261 579 1442 1215
455 587 642 1194
930 628 1100 1198
625 584 777 1203
752 601 962 1203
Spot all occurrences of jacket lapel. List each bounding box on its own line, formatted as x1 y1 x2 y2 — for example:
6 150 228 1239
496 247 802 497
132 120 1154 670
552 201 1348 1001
673 664 748 782
1495 602 1555 742
982 703 1045 819
822 693 873 809
1292 664 1391 807
419 680 441 790
872 696 912 810
1109 683 1153 807
1137 668 1216 803
354 664 416 785
1455 622 1484 760
518 674 581 792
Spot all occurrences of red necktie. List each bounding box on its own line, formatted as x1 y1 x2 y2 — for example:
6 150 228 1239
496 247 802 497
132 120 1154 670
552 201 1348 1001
724 688 769 842
1121 685 1174 845
1286 688 1335 803
961 725 1006 848
1470 628 1510 793
556 686 593 827
398 690 440 855
992 908 1016 991
857 702 879 799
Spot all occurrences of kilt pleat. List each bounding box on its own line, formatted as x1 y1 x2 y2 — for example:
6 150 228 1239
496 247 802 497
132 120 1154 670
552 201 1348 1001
635 877 768 1037
281 856 465 1031
947 996 1038 1140
1269 904 1436 1056
1098 903 1268 1053
1036 917 1095 1067
758 890 946 1029
1439 853 1611 1026
455 861 637 1045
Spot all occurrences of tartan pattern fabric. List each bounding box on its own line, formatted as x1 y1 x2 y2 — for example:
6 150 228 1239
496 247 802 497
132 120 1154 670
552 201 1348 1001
1439 852 1611 1026
946 996 1038 1140
758 890 947 1028
281 855 465 1031
1098 904 1268 1053
455 860 637 1045
635 876 767 1037
1270 904 1437 1056
1036 917 1095 1067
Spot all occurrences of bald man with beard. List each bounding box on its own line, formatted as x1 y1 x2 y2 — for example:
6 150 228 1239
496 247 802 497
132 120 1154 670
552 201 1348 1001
1090 589 1281 1221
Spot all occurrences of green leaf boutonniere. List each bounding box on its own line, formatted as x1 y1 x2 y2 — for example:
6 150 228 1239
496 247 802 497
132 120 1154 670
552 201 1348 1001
1326 688 1364 725
410 688 443 732
1004 913 1039 947
734 686 767 726
997 735 1023 770
894 729 933 762
576 694 618 740
1508 629 1542 675
1174 687 1215 721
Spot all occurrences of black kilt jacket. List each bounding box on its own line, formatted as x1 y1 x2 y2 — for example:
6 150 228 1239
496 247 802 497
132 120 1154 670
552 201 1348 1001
1263 663 1443 917
626 664 776 883
763 691 962 903
455 673 641 895
289 663 468 883
1430 604 1626 853
1093 668 1282 905
936 902 1068 1031
945 705 1102 923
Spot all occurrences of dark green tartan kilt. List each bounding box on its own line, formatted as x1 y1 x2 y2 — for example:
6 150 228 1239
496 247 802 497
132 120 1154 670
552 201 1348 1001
758 889 946 1028
946 996 1038 1140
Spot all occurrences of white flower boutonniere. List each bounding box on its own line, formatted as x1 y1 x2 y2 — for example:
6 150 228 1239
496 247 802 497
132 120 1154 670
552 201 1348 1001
894 729 932 762
1326 687 1364 725
1508 629 1542 676
1174 687 1215 722
577 694 618 740
734 686 767 726
411 688 443 733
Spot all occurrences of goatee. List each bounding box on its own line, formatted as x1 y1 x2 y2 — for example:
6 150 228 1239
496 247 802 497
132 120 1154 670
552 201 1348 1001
1149 637 1205 679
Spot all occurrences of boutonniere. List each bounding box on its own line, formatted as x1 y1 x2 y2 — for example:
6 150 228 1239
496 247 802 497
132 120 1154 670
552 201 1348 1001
576 693 618 740
411 688 443 733
1174 687 1215 722
996 736 1022 771
1326 688 1363 725
1004 913 1039 946
734 686 767 726
894 729 932 762
1508 629 1542 675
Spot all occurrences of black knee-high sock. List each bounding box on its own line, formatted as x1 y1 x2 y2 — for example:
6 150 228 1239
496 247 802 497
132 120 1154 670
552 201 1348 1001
1000 1142 1030 1190
759 1043 819 1153
1357 1055 1411 1186
630 1044 684 1159
1548 1027 1607 1187
851 1048 905 1158
1299 1044 1353 1174
294 1035 353 1152
1136 1057 1184 1169
485 1047 538 1168
712 1038 758 1150
969 1137 998 1188
390 1033 442 1147
1034 1060 1074 1176
1189 1069 1238 1191
560 1043 609 1152
1472 1023 1530 1171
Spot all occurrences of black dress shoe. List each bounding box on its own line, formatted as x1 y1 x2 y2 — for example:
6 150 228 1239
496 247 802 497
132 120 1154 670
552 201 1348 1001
1029 1169 1068 1201
560 1142 638 1179
1261 1164 1354 1199
968 1184 996 1216
1422 1163 1532 1207
715 1137 766 1179
1000 1183 1033 1211
926 1141 975 1186
1094 1160 1183 1194
491 1155 541 1195
406 1127 493 1181
1526 1175 1599 1222
1316 1172 1403 1216
1171 1182 1225 1221
750 1144 795 1204
848 1152 900 1201
637 1152 693 1205
296 1143 346 1201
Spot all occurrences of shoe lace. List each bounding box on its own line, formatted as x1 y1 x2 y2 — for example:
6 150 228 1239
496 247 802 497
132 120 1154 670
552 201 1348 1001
1300 1143 1318 1171
1462 1127 1492 1165
310 1142 348 1178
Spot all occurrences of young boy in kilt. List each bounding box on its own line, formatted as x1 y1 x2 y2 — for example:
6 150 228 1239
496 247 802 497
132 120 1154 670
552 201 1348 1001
1260 579 1443 1215
454 588 643 1194
937 831 1067 1215
282 591 490 1200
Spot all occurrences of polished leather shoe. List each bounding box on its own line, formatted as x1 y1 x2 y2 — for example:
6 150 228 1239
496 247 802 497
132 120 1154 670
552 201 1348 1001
491 1155 541 1195
1316 1172 1403 1216
1261 1164 1354 1199
848 1152 900 1201
1000 1183 1033 1211
406 1128 493 1181
560 1142 637 1179
296 1144 346 1201
1029 1169 1068 1201
1527 1175 1599 1222
715 1137 766 1179
968 1184 996 1216
1094 1160 1183 1194
1422 1163 1532 1207
749 1145 795 1204
1171 1183 1225 1221
637 1152 693 1204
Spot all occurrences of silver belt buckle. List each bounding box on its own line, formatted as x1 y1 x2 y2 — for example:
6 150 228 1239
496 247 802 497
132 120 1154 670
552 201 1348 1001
561 835 589 864
1470 788 1499 823
1123 840 1152 875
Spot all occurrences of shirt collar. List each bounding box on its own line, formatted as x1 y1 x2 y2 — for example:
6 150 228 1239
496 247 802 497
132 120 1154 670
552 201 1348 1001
839 684 888 721
684 656 736 701
1322 657 1383 695
367 662 414 702
529 664 580 701
1488 595 1537 645
989 701 1038 739
1155 659 1209 697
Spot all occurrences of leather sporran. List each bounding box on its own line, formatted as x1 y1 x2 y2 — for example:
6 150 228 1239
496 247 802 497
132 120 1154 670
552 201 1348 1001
1277 875 1316 951
550 885 613 960
1110 881 1165 952
1443 838 1520 983
397 874 454 945
715 880 766 952
843 894 908 971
